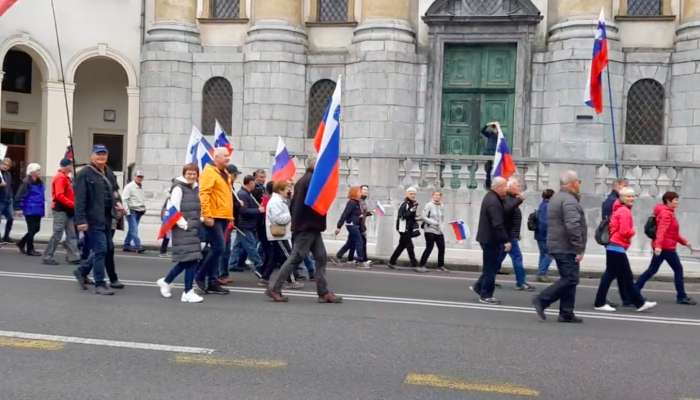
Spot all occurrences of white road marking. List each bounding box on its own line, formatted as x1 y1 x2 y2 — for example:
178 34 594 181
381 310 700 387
0 329 215 354
1 270 699 327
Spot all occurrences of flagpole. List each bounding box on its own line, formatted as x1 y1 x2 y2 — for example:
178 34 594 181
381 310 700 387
50 0 76 172
605 69 620 178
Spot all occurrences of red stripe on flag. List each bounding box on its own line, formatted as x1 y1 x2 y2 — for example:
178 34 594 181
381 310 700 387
0 0 17 16
310 160 339 216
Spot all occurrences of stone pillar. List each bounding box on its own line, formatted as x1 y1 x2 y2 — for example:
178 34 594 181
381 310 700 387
126 87 140 171
41 81 74 173
241 0 307 172
677 0 700 41
148 0 199 44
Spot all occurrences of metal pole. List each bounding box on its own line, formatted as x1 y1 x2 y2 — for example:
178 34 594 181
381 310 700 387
606 68 620 178
50 0 76 171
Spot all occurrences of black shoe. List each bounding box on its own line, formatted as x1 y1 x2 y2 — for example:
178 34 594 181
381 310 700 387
16 242 26 254
677 297 697 305
494 283 502 288
67 259 81 265
2 237 14 244
195 280 207 294
73 269 87 290
557 315 583 323
137 248 146 254
478 297 501 305
42 258 60 266
84 276 94 286
122 246 134 252
94 285 115 296
26 250 42 256
387 263 397 270
206 283 230 295
532 297 547 321
606 300 619 308
110 281 125 289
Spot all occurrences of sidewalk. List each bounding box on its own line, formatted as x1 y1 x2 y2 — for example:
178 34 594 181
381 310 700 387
6 217 700 282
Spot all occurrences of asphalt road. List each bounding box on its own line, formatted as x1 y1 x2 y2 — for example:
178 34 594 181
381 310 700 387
1 245 699 400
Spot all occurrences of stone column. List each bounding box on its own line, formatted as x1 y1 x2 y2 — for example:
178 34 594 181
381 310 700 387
241 0 307 172
41 81 74 173
148 0 199 44
126 87 140 170
677 0 700 41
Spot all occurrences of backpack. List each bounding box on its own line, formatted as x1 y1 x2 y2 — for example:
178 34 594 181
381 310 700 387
644 215 657 240
527 211 538 231
594 216 611 246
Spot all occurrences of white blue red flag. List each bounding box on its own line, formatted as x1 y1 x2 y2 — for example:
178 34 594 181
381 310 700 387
490 122 517 179
584 9 609 114
304 77 341 216
185 126 215 170
374 202 386 217
157 205 183 240
272 137 296 182
0 0 18 16
449 220 469 242
213 120 233 155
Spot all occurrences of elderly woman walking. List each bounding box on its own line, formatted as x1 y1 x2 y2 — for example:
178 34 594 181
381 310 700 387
15 163 45 256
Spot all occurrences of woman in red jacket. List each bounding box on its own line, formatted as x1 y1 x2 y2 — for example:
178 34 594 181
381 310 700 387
635 192 696 305
594 188 657 312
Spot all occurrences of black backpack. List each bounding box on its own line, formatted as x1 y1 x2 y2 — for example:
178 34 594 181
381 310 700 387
594 216 611 246
644 215 657 240
527 211 538 231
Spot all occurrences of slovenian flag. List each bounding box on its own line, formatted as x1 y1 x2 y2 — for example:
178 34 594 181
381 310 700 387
449 220 469 242
490 122 517 179
185 126 215 170
272 137 296 182
584 9 608 114
374 202 386 217
213 120 233 155
157 205 183 240
305 77 341 216
0 0 18 16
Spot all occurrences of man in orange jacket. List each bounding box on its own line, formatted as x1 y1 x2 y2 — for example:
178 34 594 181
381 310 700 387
43 159 81 265
195 147 233 294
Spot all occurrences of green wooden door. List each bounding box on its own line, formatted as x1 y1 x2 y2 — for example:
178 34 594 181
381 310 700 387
441 44 516 155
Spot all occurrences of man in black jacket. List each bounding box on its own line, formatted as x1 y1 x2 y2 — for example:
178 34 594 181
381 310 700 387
230 175 264 274
72 145 123 295
472 176 510 304
496 178 534 291
267 155 342 303
0 157 14 243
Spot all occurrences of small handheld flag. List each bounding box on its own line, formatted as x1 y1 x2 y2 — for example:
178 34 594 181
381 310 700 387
584 9 609 114
214 120 233 155
374 202 386 217
271 137 296 182
157 205 183 240
490 122 517 179
449 220 469 242
64 145 74 161
185 126 215 170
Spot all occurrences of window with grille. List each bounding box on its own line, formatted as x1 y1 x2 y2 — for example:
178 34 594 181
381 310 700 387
318 0 348 23
211 0 239 18
627 0 661 16
202 77 233 136
308 80 336 138
624 79 664 145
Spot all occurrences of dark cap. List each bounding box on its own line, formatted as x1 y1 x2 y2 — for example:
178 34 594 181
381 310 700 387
92 144 108 154
226 164 240 175
59 158 72 167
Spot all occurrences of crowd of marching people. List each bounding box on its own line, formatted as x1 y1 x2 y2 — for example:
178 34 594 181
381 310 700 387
0 144 697 316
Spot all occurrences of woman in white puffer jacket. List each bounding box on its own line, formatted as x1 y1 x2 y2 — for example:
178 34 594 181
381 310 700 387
258 180 296 286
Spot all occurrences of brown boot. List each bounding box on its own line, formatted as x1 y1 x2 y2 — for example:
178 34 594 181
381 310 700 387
318 292 343 304
265 289 289 302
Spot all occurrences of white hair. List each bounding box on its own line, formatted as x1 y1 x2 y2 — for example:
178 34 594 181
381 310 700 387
213 147 229 157
506 177 520 189
559 170 579 186
491 176 507 189
619 187 635 197
406 187 417 194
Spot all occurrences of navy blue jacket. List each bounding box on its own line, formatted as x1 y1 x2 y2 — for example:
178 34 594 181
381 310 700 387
534 200 549 242
337 199 361 229
236 188 261 232
601 191 619 220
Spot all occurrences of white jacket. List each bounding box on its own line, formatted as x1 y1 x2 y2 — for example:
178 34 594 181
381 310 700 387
265 192 291 241
122 181 146 214
422 201 444 235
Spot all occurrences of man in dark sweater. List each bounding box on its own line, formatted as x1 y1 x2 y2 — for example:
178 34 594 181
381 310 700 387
231 175 264 273
496 178 535 291
267 155 342 303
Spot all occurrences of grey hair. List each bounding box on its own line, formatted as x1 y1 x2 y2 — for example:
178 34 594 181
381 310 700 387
506 177 520 189
559 170 579 186
305 153 317 171
213 147 229 157
491 176 507 189
619 187 635 197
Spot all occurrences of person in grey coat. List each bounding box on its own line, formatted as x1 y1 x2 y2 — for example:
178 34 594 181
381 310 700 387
418 191 447 272
156 164 204 303
533 170 588 323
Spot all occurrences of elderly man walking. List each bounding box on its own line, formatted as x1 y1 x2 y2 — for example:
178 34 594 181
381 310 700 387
533 170 588 323
0 158 14 243
122 170 147 253
43 158 80 265
471 176 510 305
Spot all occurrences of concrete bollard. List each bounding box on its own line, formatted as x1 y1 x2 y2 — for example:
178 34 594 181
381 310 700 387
374 203 396 258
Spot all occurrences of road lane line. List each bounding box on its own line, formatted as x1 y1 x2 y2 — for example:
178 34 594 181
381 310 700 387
173 354 287 369
0 330 215 355
0 336 64 351
2 271 700 327
404 373 539 397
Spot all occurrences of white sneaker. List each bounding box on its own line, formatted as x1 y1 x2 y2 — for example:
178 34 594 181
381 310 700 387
594 304 616 312
637 301 657 312
156 278 172 298
181 289 204 303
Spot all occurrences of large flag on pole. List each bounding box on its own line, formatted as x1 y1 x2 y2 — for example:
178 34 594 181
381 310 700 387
490 122 517 179
271 137 296 182
305 77 341 216
213 120 233 155
584 9 609 114
185 126 215 170
0 0 18 16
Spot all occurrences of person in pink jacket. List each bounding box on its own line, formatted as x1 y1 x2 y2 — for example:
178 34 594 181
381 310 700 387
593 187 657 312
635 191 696 305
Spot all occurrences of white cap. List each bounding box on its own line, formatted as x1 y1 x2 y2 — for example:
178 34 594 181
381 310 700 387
406 186 417 194
26 163 41 175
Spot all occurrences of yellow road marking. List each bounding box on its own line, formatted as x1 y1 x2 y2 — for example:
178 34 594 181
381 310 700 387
0 337 64 351
404 373 539 397
173 354 287 369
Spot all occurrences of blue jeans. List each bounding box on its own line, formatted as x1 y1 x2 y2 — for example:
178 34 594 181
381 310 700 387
303 255 315 276
196 219 228 285
124 212 143 248
636 250 688 301
78 226 110 286
338 225 366 262
0 199 13 239
230 228 262 269
536 240 552 276
497 239 526 286
165 260 198 292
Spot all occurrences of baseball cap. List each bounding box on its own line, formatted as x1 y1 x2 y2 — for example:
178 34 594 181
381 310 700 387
227 164 240 175
59 158 72 167
135 170 144 177
92 144 108 154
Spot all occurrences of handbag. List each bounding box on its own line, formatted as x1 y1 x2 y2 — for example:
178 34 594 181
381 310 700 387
270 224 287 237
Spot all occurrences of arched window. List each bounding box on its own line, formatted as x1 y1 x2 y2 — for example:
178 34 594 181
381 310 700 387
307 79 336 138
211 0 239 18
318 0 348 22
627 0 661 16
202 77 232 135
624 79 664 145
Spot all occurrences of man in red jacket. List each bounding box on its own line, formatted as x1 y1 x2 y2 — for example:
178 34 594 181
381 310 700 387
43 159 80 265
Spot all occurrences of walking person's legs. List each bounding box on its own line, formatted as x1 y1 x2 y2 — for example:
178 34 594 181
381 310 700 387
124 213 137 248
24 216 41 254
44 211 67 263
635 254 664 292
105 229 120 285
198 220 227 290
271 232 314 294
63 216 81 262
389 234 408 265
536 240 552 277
475 243 501 300
0 200 14 241
665 251 690 302
419 232 436 267
594 251 617 308
615 252 645 308
133 212 143 250
405 235 417 267
510 240 527 287
435 234 445 268
537 254 579 318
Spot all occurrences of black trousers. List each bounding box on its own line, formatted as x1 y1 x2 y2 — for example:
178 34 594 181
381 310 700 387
261 240 292 281
19 215 41 252
474 242 502 299
420 232 445 267
536 253 580 318
105 229 118 283
595 250 644 308
390 232 417 267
